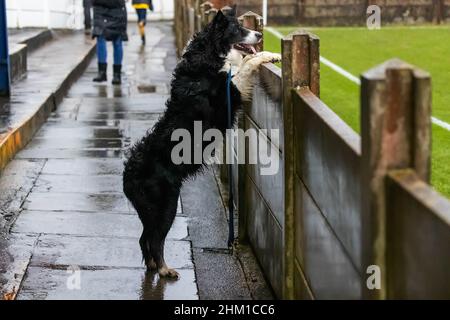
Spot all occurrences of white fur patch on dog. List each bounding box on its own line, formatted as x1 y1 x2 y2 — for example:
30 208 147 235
220 49 244 74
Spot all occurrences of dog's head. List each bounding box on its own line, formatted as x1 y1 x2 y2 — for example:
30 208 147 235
211 5 262 55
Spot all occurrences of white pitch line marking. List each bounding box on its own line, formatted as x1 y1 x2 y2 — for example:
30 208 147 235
265 26 284 39
265 27 450 132
319 56 361 85
432 117 450 131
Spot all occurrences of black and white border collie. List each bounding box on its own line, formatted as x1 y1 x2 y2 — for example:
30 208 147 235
123 6 281 278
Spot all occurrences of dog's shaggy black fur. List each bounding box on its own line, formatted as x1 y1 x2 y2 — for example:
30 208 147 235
123 8 259 276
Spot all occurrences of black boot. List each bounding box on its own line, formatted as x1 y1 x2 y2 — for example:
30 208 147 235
93 63 107 82
112 64 122 85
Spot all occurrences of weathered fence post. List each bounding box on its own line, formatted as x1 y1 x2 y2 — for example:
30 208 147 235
361 59 431 299
200 2 214 27
221 5 233 16
181 0 188 54
185 2 194 49
194 0 202 32
206 8 218 24
174 0 182 56
282 31 320 299
188 7 196 39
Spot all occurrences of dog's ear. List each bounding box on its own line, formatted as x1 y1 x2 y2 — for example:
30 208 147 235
212 10 227 28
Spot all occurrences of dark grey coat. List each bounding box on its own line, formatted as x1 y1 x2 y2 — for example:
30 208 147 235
92 0 128 41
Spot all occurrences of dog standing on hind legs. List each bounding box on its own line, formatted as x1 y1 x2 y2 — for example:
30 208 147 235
123 6 281 279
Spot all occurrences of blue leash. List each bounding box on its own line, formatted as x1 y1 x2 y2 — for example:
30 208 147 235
226 69 235 248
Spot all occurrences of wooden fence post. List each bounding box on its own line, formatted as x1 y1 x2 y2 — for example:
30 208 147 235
281 30 320 300
361 59 431 299
206 8 218 24
188 7 196 39
174 0 182 56
221 5 233 16
194 1 202 33
200 1 213 27
182 1 189 52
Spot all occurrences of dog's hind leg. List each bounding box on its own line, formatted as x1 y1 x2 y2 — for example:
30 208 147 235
139 229 157 270
147 189 181 279
125 187 160 271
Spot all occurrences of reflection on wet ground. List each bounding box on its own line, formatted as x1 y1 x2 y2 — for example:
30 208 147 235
0 22 198 300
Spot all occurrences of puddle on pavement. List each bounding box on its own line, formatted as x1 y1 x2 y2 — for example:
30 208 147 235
137 84 156 94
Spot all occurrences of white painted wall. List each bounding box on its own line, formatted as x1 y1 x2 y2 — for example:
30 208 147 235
127 0 174 22
6 0 174 29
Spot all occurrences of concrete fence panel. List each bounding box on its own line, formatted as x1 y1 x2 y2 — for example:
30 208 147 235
292 89 362 299
386 169 450 299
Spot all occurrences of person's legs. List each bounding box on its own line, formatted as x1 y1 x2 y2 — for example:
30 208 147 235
83 0 92 31
97 36 108 64
136 9 147 45
93 36 108 82
112 38 123 66
112 38 123 85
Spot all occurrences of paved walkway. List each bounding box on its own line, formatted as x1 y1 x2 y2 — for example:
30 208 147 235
0 22 272 300
1 22 197 300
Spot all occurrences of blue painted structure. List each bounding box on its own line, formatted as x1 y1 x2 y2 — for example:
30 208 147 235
0 0 10 96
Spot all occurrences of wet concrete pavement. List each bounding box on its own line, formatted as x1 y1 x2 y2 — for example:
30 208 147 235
0 22 273 300
1 22 197 300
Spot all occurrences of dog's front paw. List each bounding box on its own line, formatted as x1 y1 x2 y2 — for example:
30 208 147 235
255 51 282 64
264 52 282 63
270 53 282 63
159 266 180 279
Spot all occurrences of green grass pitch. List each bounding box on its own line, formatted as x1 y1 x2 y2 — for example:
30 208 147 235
263 26 450 197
